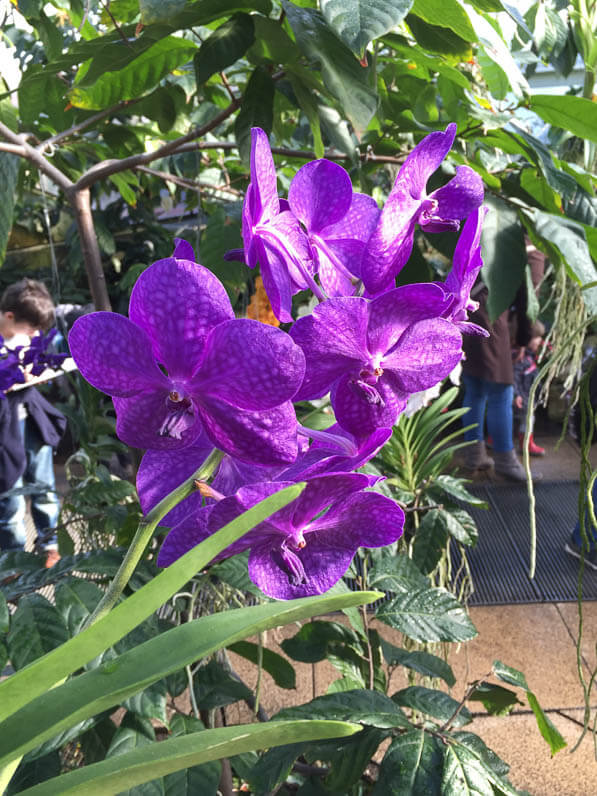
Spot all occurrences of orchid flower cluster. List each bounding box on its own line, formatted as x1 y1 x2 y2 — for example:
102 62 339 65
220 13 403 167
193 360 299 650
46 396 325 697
69 125 487 600
0 329 67 397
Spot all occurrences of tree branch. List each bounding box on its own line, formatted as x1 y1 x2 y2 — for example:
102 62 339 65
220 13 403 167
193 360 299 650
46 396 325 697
136 165 243 196
0 142 26 157
38 100 139 152
73 100 240 192
0 121 74 193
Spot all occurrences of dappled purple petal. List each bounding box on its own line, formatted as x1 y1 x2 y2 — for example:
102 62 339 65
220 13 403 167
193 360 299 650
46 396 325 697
383 318 463 392
129 258 234 379
288 160 353 233
332 372 407 437
157 505 212 567
113 392 203 450
172 238 195 260
290 298 369 399
197 399 299 466
191 319 305 411
430 167 484 227
69 313 168 397
249 127 280 223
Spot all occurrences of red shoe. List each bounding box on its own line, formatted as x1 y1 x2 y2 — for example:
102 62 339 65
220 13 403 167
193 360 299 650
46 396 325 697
518 433 545 457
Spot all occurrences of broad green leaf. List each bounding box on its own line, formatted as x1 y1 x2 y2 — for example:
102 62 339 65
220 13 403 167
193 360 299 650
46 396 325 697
250 15 301 63
443 509 479 547
369 554 430 594
466 6 529 98
228 640 297 689
193 659 254 710
451 732 510 778
481 195 527 323
139 0 186 25
235 66 275 164
312 727 388 791
469 683 522 716
275 689 412 729
5 752 61 796
6 594 69 671
288 73 325 158
412 510 449 575
16 720 360 796
0 591 381 766
477 46 509 101
69 38 197 110
199 208 247 301
441 742 496 795
0 484 306 723
530 94 597 146
17 64 73 130
194 14 255 85
405 15 472 58
0 154 19 264
411 0 476 41
376 588 477 643
431 475 488 508
320 0 414 57
54 578 105 636
247 743 305 793
492 660 529 691
373 730 443 795
0 589 8 634
123 681 168 724
283 1 378 133
522 208 597 317
526 691 567 756
393 686 471 727
281 620 362 663
78 717 118 766
162 715 221 796
380 642 456 687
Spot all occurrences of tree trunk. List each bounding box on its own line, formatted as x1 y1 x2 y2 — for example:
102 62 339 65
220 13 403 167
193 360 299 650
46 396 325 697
71 188 112 311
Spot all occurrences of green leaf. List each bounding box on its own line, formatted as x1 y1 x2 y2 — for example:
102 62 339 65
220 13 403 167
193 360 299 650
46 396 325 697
492 660 529 691
411 0 476 41
234 66 276 164
0 591 382 766
0 484 306 723
369 554 430 594
451 732 510 778
275 689 412 729
163 715 221 796
139 0 186 25
442 508 479 547
283 1 378 133
0 154 19 264
228 640 297 689
526 691 567 756
431 475 488 508
469 683 522 716
16 720 360 796
393 686 471 727
480 194 527 322
281 620 362 663
405 14 472 58
250 15 301 63
522 208 597 317
0 589 8 634
54 578 105 636
287 73 325 158
412 510 449 575
78 717 117 766
6 752 61 796
6 595 69 671
122 680 168 724
70 38 197 110
380 642 456 687
198 208 248 301
193 659 254 710
247 743 305 793
194 14 255 85
441 742 496 795
376 588 478 643
530 95 597 146
320 0 414 57
373 730 444 795
316 727 388 791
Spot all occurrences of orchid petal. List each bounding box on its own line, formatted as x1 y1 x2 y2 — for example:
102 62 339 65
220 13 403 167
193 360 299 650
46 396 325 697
157 505 212 567
431 166 484 223
288 160 352 233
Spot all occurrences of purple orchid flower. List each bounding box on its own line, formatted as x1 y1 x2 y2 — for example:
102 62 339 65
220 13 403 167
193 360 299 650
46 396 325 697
229 128 314 323
287 160 380 297
360 124 484 296
69 244 306 465
0 345 25 396
23 329 68 375
158 473 404 599
290 284 463 437
439 206 489 336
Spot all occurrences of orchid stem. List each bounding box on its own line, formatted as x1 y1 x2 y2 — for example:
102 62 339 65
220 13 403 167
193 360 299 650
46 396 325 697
84 449 224 628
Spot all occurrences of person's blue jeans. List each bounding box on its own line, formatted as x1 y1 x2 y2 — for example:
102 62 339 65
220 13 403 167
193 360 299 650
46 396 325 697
461 374 514 452
572 481 597 552
0 419 59 551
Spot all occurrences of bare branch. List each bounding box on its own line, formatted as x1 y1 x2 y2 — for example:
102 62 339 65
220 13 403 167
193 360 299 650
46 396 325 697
136 165 242 196
0 142 26 157
73 100 240 192
0 121 74 192
38 100 139 153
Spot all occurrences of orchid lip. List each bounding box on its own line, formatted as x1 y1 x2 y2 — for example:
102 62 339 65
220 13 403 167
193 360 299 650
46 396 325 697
297 424 358 456
272 540 307 586
159 393 195 439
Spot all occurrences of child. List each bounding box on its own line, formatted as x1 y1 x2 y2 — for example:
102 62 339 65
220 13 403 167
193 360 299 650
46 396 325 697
0 279 66 564
513 320 546 457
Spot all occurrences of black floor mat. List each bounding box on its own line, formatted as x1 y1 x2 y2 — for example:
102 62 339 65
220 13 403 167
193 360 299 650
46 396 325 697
454 480 597 605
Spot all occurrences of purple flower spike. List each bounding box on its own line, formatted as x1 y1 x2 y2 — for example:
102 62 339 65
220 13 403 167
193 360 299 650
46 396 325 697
360 124 484 295
158 474 404 599
69 252 306 464
441 206 489 336
288 160 380 297
240 128 314 322
290 284 463 436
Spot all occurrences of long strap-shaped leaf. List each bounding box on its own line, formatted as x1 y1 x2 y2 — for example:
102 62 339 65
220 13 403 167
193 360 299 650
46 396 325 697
0 589 382 767
0 484 305 723
18 720 361 796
